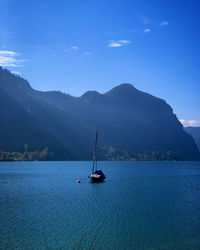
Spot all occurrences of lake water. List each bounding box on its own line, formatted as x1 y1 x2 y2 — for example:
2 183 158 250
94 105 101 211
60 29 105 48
0 161 200 249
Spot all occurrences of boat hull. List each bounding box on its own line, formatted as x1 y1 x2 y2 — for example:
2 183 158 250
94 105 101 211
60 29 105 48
89 170 106 183
90 176 105 183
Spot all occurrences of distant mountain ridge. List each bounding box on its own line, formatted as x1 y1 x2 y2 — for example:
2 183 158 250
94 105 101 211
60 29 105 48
0 67 199 161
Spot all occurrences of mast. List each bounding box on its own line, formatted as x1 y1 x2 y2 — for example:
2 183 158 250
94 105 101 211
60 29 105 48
95 129 98 171
92 129 98 173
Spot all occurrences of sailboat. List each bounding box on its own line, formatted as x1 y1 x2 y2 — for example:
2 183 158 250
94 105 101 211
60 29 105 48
89 130 106 182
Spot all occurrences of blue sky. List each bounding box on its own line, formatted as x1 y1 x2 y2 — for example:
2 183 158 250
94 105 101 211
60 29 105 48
0 0 200 126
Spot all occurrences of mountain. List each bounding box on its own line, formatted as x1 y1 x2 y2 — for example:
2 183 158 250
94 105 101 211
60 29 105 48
0 78 74 160
0 67 199 161
184 127 200 151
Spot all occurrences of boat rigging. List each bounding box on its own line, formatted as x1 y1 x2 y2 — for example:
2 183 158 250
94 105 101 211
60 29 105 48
89 130 106 182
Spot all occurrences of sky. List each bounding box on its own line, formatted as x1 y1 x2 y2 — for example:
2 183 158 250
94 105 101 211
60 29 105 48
0 0 200 126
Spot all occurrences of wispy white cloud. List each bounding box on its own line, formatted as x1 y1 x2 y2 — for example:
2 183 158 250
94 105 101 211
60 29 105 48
0 50 27 67
139 15 169 33
71 46 78 50
108 40 131 48
108 41 122 47
118 40 130 45
179 119 200 127
64 46 79 52
144 28 151 33
139 15 154 25
160 21 168 26
0 50 17 56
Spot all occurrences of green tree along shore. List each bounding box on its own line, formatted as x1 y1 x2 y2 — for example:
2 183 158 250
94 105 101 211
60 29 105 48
0 144 53 161
0 144 180 161
102 146 181 161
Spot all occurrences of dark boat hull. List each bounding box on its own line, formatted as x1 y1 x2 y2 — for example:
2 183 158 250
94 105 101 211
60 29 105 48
90 176 105 183
89 170 106 183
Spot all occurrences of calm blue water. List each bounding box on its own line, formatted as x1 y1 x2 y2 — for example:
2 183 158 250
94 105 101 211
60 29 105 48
0 161 200 249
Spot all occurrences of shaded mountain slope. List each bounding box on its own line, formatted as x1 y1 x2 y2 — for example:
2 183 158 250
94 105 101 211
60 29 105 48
0 88 74 160
34 83 199 160
184 127 200 151
0 68 88 159
0 67 199 160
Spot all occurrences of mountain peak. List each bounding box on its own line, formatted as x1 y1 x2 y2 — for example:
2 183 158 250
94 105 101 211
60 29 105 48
81 90 101 99
113 83 136 90
0 66 32 92
105 83 137 96
118 83 134 88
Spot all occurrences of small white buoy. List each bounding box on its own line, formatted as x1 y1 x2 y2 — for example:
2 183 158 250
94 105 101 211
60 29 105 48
76 180 80 183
